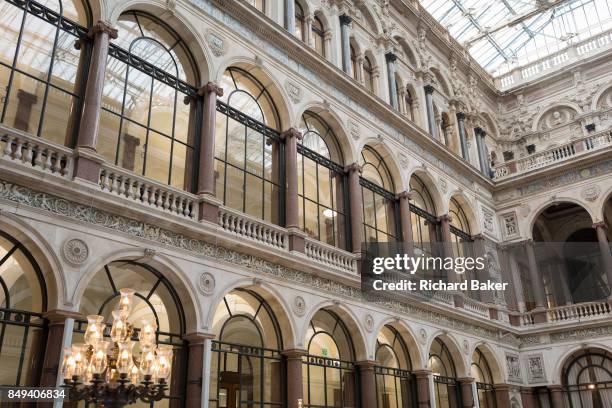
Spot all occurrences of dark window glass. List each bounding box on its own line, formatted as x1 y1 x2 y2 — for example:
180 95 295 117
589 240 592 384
363 56 374 91
375 325 416 408
409 175 439 257
429 338 461 408
295 1 305 41
471 349 496 408
312 16 325 56
562 348 612 408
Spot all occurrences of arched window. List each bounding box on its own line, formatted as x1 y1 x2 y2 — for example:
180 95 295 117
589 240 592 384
472 348 496 408
361 146 398 245
98 12 198 191
312 16 325 56
303 309 358 408
76 261 186 406
215 67 281 223
298 112 347 249
449 197 476 296
409 175 439 257
295 1 305 41
0 229 47 386
363 56 374 91
350 44 358 80
209 289 283 408
429 338 461 408
1 0 90 146
563 348 612 408
375 325 416 408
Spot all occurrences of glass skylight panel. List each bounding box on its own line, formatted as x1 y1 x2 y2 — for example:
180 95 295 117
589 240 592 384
418 0 612 77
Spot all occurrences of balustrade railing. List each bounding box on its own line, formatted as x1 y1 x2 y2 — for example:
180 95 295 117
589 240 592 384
99 165 198 220
304 238 358 275
493 130 612 179
218 207 288 250
0 124 74 178
547 300 612 323
463 297 490 318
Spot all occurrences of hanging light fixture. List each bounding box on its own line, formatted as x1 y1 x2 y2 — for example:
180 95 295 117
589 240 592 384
61 288 171 407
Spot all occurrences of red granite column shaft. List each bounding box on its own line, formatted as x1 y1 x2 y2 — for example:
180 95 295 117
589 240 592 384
346 163 364 254
398 191 414 256
282 349 307 408
414 369 432 408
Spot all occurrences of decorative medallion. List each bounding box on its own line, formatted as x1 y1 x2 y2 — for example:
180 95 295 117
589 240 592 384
364 314 374 333
293 296 306 316
62 238 89 265
206 30 226 57
581 185 601 202
284 80 302 104
198 272 215 295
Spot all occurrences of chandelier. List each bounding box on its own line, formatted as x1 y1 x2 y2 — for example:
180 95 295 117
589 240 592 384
61 288 172 407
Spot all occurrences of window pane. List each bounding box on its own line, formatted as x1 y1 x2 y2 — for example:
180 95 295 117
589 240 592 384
304 200 318 239
171 143 193 190
363 189 376 227
225 165 244 212
149 80 175 136
118 121 146 173
0 4 22 67
50 30 80 92
245 173 263 219
98 110 121 163
124 68 152 126
102 57 126 114
3 72 45 135
174 95 191 143
226 120 245 168
303 158 317 200
318 166 332 207
40 87 75 146
320 205 335 246
15 15 55 81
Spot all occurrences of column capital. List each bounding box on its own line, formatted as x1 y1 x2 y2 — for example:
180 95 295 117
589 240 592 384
198 82 224 97
471 233 486 241
345 162 362 174
593 221 607 230
548 384 564 392
424 84 435 94
281 348 308 359
438 213 452 223
397 190 413 200
385 52 397 62
457 376 475 384
413 369 432 378
281 127 303 141
183 332 215 344
339 14 352 25
89 20 118 39
494 383 512 391
457 111 466 121
43 309 82 323
355 360 377 369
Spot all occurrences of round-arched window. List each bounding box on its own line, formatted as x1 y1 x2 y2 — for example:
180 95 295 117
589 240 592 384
409 175 439 256
429 338 461 408
472 348 496 408
375 325 416 408
563 348 612 408
363 56 374 91
312 16 326 56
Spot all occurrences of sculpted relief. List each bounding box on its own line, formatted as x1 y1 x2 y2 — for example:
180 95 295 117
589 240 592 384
537 106 578 131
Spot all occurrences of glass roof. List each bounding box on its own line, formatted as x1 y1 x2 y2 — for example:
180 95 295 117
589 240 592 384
419 0 612 76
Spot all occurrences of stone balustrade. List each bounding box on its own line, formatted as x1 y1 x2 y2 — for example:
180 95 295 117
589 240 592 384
493 130 612 179
218 206 289 250
464 297 490 318
547 300 612 323
0 124 74 178
304 238 358 276
99 165 198 220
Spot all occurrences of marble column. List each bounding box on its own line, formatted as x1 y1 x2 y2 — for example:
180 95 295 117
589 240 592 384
398 191 414 256
282 128 306 252
282 349 307 408
73 21 117 183
457 112 469 161
40 310 81 390
184 333 211 408
357 361 377 408
305 15 314 47
414 369 432 408
458 377 475 408
494 384 512 408
339 14 352 76
424 84 436 138
475 127 487 176
386 52 398 109
548 385 565 408
593 222 612 295
525 240 548 322
346 163 364 254
197 82 224 223
520 387 537 408
285 0 295 34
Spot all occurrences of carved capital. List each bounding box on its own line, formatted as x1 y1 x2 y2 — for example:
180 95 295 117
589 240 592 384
456 112 466 121
344 162 362 174
281 127 303 141
339 14 352 26
593 221 607 230
385 52 397 63
471 233 486 241
438 214 452 223
198 82 224 97
90 21 118 40
281 349 309 359
424 84 435 95
397 191 413 200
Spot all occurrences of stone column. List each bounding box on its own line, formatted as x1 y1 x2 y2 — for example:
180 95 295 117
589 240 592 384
346 163 364 254
457 112 469 161
356 361 377 408
398 191 414 256
386 52 398 109
40 310 81 390
593 222 612 295
424 85 436 138
73 21 117 183
197 82 224 223
458 377 475 408
285 0 296 34
282 349 307 408
282 128 307 252
520 387 537 408
339 14 352 76
499 245 520 325
355 55 364 84
305 15 314 46
494 384 512 408
548 385 565 408
184 333 212 408
414 369 432 408
525 240 548 323
472 234 495 306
